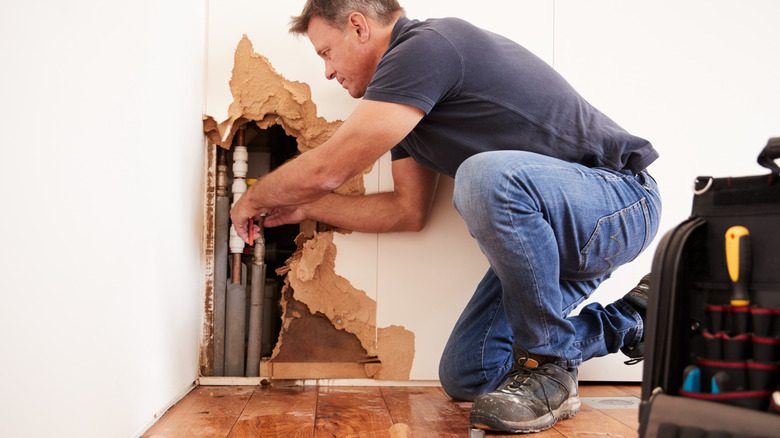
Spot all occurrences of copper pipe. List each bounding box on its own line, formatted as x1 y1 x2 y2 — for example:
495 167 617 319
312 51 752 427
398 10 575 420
236 124 246 146
232 253 242 284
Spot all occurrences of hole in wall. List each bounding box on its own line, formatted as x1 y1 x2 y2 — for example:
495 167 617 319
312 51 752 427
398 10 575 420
226 123 299 359
217 122 368 377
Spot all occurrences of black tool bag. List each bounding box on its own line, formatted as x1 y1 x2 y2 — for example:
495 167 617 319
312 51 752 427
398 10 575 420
639 138 780 438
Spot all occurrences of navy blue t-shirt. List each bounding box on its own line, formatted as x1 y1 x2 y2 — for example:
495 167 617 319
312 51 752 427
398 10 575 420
362 16 658 178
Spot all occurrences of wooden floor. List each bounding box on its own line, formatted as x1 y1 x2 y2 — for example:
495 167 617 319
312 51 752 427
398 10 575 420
143 382 642 437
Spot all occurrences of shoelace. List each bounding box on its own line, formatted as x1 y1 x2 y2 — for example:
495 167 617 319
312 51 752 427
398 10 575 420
499 366 557 418
622 345 644 365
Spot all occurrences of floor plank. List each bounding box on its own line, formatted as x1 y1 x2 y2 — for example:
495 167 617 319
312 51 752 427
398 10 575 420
579 383 639 398
579 383 641 432
615 384 642 398
315 386 394 437
553 401 639 438
143 386 254 438
598 408 640 432
379 386 469 436
228 386 317 438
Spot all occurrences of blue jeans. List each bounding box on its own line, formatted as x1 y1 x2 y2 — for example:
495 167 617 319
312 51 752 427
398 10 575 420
439 151 662 401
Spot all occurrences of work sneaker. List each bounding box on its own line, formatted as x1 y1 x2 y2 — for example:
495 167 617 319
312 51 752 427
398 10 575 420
469 345 580 433
620 274 651 364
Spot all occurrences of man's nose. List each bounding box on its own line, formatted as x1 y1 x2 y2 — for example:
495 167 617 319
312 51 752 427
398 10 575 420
324 62 336 80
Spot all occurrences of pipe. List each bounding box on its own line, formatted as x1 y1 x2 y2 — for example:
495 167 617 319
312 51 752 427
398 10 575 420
213 148 230 376
225 265 247 376
225 125 248 376
246 217 266 377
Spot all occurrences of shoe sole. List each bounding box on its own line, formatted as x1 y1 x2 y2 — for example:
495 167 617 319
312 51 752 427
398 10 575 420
470 396 580 433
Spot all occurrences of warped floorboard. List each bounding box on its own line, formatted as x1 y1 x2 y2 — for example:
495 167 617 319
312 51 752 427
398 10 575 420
143 383 640 437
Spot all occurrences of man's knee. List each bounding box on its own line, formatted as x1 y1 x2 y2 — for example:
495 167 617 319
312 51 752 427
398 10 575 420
453 152 506 220
439 338 486 402
438 359 480 402
453 153 485 214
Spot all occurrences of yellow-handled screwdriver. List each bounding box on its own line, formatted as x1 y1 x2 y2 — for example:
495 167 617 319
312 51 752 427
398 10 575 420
725 225 752 307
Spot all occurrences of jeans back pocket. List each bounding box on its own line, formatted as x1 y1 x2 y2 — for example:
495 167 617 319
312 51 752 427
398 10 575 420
579 199 651 274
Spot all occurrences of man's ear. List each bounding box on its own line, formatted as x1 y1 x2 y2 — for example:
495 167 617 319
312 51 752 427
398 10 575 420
347 12 370 42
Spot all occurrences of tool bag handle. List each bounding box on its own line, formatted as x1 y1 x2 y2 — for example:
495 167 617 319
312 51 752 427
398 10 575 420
757 137 780 174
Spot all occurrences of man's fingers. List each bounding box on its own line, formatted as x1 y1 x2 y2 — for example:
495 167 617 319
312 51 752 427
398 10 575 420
236 222 248 244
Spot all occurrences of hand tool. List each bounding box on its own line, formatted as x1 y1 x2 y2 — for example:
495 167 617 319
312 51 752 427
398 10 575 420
711 371 730 394
682 365 701 392
725 226 752 307
770 390 780 414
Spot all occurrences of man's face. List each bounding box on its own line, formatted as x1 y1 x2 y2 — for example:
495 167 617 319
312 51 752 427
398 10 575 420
308 15 376 99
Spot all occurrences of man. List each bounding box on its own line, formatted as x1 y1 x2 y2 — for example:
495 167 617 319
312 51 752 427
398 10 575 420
231 0 661 433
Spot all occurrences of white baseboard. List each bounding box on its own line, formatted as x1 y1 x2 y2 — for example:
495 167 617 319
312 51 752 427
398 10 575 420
197 376 442 387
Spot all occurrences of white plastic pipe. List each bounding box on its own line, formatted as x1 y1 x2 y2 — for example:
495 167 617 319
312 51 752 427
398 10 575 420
229 145 249 256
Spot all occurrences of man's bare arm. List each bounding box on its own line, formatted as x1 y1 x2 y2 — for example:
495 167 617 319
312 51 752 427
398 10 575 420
230 100 425 241
265 157 439 233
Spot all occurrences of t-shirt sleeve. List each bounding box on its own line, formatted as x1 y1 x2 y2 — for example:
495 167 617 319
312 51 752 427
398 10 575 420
390 144 411 161
363 29 463 114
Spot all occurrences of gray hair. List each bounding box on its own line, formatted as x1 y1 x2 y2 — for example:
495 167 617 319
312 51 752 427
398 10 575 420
289 0 404 36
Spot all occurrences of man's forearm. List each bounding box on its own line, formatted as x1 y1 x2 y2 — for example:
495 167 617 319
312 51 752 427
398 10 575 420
300 191 429 233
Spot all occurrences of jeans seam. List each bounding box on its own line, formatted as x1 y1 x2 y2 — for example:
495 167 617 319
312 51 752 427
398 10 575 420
480 295 507 384
504 166 554 357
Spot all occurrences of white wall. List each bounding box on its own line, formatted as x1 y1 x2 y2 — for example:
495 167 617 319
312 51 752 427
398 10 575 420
556 0 780 380
206 0 780 382
0 1 207 437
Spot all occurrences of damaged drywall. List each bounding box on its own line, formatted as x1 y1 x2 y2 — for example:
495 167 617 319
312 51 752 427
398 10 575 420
280 232 377 356
201 35 414 380
276 234 414 380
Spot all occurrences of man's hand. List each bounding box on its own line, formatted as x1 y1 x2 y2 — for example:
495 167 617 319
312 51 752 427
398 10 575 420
264 205 307 228
230 188 266 244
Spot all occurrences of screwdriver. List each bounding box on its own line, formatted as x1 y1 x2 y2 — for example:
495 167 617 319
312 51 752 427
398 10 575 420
725 225 752 307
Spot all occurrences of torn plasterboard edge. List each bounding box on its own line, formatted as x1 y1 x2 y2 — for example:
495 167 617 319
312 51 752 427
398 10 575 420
202 34 365 198
204 35 337 152
201 35 415 379
376 326 415 380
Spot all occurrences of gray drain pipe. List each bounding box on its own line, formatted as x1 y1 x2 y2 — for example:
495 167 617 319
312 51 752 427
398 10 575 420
246 217 266 376
213 148 230 376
